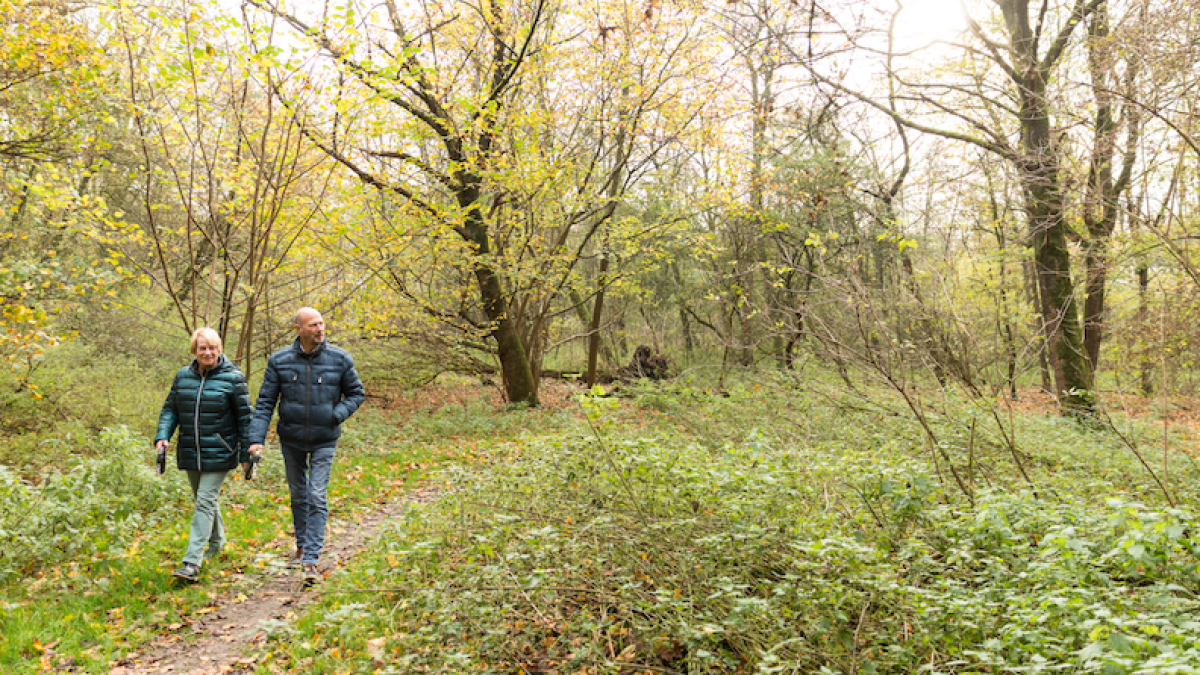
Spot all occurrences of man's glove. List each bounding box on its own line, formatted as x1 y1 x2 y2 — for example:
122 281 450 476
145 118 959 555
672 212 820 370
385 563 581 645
156 447 167 475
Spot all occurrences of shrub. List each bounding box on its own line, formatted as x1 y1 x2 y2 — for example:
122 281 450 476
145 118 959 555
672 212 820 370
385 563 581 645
0 425 186 581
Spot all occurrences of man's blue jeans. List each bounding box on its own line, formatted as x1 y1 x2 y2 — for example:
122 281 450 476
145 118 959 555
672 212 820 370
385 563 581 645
281 444 336 565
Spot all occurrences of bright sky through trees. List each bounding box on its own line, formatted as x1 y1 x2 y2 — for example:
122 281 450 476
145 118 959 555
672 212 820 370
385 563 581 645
891 0 970 50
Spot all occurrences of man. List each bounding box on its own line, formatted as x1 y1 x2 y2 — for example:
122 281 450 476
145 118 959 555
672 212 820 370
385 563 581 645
248 307 365 582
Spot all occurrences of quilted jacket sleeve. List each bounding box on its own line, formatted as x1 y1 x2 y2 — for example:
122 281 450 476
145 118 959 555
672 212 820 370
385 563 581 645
248 356 280 445
232 370 254 463
333 353 365 425
155 369 183 444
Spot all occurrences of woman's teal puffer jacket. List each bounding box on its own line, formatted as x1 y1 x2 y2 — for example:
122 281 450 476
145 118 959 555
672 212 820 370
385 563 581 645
155 354 253 472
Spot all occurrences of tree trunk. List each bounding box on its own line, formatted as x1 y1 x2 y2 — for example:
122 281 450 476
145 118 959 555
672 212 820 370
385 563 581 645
1082 243 1109 372
1003 0 1094 413
671 262 695 355
477 261 537 405
237 301 257 377
570 287 615 371
585 99 628 388
989 189 1019 399
1022 258 1053 393
1025 167 1092 412
461 190 538 406
1081 0 1138 376
586 252 609 388
1137 264 1153 396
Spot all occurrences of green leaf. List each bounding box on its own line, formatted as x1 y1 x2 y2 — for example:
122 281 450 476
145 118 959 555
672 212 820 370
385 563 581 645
1106 632 1134 654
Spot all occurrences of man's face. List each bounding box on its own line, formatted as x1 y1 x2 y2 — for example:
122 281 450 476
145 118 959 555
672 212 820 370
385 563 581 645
296 310 326 348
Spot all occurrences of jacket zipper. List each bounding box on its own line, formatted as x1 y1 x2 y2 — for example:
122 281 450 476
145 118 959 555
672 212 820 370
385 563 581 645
194 371 206 471
305 358 311 450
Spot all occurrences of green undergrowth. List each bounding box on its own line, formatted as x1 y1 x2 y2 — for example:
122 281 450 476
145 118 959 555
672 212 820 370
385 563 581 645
0 338 181 476
273 377 1200 674
0 405 454 673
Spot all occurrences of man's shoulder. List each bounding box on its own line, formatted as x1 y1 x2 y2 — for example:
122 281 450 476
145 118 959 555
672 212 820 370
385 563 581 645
322 343 354 360
266 344 299 364
269 343 295 358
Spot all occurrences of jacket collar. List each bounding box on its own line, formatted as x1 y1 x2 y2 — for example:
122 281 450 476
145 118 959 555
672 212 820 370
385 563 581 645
190 353 232 376
292 336 327 358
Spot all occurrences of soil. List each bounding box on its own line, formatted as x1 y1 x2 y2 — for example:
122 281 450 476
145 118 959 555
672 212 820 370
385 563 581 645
107 485 441 675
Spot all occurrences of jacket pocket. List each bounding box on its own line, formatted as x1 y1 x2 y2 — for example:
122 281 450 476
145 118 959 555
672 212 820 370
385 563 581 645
317 373 335 403
280 371 300 402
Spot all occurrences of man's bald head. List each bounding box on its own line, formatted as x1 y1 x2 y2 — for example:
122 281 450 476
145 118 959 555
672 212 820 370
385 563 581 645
294 307 326 352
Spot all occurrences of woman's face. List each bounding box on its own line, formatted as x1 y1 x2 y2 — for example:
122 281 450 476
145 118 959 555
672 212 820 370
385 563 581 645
194 338 222 370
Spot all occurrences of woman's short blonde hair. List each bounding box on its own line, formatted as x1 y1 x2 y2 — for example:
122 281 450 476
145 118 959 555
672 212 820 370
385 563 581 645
190 327 224 355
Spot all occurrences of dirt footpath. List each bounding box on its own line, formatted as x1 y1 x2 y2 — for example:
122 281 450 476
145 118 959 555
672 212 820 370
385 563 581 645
110 485 440 675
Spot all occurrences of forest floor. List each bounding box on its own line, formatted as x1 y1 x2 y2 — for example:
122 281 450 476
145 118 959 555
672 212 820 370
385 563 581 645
80 380 1200 674
1004 386 1200 441
104 380 583 675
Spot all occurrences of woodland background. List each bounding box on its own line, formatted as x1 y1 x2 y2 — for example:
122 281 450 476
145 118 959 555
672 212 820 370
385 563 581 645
5 0 1200 672
3 0 1200 416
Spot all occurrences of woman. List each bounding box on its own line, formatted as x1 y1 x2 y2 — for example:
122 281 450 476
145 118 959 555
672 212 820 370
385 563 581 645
155 327 254 582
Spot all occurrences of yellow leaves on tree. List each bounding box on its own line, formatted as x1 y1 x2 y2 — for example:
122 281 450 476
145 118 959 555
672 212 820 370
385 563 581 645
0 1 118 389
0 0 105 161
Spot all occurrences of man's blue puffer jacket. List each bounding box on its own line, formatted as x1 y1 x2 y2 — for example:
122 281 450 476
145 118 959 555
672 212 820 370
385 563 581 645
156 354 253 472
248 338 365 449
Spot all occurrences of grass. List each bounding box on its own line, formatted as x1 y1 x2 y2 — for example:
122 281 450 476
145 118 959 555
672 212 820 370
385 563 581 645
0 405 459 673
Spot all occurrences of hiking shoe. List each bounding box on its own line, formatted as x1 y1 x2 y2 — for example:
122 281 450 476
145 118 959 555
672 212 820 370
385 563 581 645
288 547 303 567
172 562 200 583
302 563 320 583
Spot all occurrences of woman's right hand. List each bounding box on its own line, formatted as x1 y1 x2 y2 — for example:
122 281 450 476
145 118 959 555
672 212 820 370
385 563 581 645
156 439 169 451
